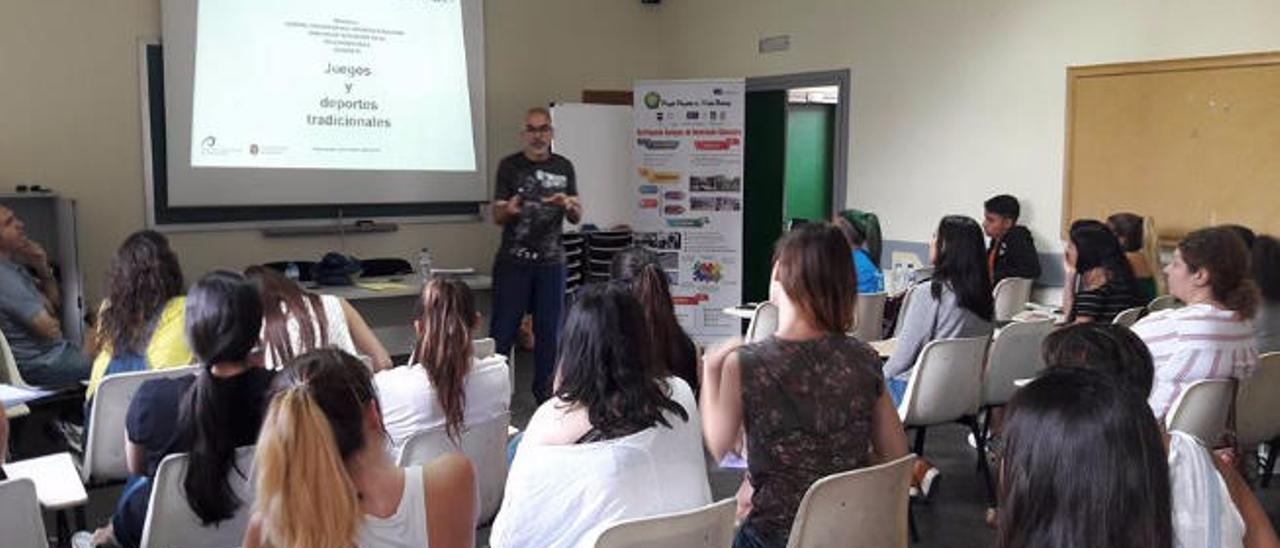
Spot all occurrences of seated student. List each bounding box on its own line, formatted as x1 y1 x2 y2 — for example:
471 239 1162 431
1135 226 1259 420
376 278 510 453
1107 212 1159 303
884 216 995 399
0 205 90 385
85 230 192 399
244 265 390 371
981 194 1041 285
1252 236 1280 354
610 247 700 392
245 349 477 548
88 271 275 548
833 212 885 294
1062 220 1144 324
1041 323 1280 548
701 224 909 548
997 368 1174 548
490 283 710 548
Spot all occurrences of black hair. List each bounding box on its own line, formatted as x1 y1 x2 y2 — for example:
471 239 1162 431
932 216 994 321
984 195 1021 222
610 247 698 391
1069 219 1139 298
1042 323 1154 397
1254 235 1280 303
997 367 1172 548
1223 224 1257 250
553 283 688 440
1105 213 1144 253
179 270 265 524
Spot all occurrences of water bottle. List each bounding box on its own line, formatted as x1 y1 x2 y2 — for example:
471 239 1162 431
417 247 433 283
284 262 300 282
891 263 904 292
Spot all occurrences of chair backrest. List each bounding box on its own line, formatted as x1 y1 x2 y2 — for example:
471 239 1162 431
0 328 28 387
892 284 918 337
82 365 200 483
1111 306 1145 327
850 292 887 343
898 336 990 426
982 320 1054 406
1165 378 1237 446
593 498 736 548
992 277 1034 322
1236 353 1280 448
140 445 255 548
785 454 916 548
746 302 779 343
473 337 496 359
0 478 49 548
397 412 510 524
1147 294 1183 312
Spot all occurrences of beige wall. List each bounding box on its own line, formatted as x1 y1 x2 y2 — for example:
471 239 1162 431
0 0 666 303
659 0 1280 250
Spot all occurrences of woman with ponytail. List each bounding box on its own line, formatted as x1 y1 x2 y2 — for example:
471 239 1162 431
375 278 510 452
89 270 274 548
610 247 699 392
244 348 477 548
1135 226 1260 419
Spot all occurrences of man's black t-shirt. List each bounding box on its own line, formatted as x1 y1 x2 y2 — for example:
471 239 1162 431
493 152 577 265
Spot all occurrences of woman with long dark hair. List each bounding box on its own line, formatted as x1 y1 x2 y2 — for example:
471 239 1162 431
90 270 275 548
1136 226 1260 419
610 247 699 392
244 349 477 548
376 277 510 452
997 367 1174 548
1107 212 1159 303
883 215 994 399
244 265 390 371
490 283 710 547
701 224 908 548
1252 235 1280 353
1062 219 1143 323
85 230 191 398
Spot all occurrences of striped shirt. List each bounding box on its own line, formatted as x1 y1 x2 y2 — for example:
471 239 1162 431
1133 303 1258 420
1069 281 1141 324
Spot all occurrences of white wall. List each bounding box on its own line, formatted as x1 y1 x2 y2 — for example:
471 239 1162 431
0 0 667 303
658 0 1280 250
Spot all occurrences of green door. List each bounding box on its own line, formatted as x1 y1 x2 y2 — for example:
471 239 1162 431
743 90 788 303
784 104 835 222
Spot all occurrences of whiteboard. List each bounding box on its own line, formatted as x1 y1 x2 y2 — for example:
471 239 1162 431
551 104 634 230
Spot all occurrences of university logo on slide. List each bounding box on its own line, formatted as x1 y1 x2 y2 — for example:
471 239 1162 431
200 136 217 151
643 92 662 109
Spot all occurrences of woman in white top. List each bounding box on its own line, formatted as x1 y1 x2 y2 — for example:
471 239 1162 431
1133 227 1260 419
377 278 510 453
246 265 391 371
244 348 477 548
490 283 711 548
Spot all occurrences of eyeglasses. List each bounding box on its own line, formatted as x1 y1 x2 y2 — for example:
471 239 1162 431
524 125 553 134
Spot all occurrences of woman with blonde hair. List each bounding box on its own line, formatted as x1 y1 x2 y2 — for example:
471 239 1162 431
244 348 477 548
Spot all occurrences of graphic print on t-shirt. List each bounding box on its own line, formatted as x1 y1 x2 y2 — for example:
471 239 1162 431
509 169 569 261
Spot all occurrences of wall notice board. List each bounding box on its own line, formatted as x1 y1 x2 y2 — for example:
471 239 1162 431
1064 51 1280 240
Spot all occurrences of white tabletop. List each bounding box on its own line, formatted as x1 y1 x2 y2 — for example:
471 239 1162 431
2 452 89 510
722 304 760 319
310 274 493 301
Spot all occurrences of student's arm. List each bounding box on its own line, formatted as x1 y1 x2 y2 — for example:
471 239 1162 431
882 285 932 379
27 310 63 341
242 515 270 548
339 298 391 371
1215 450 1280 548
700 339 745 460
424 453 477 548
869 382 909 463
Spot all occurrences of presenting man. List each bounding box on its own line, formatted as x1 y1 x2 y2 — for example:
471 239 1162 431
491 107 581 402
0 205 91 386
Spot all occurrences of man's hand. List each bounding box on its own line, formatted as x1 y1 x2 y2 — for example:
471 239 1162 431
14 240 52 279
544 193 582 223
492 196 523 225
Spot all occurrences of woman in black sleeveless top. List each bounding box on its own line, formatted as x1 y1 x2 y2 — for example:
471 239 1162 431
701 224 910 548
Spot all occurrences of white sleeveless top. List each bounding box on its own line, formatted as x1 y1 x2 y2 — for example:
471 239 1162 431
262 294 357 370
356 465 430 548
1167 432 1245 548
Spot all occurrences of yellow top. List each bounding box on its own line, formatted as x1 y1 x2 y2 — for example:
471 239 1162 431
86 297 194 398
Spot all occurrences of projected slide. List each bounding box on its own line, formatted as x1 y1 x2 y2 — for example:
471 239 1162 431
189 0 475 171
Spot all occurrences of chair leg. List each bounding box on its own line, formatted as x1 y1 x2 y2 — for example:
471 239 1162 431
908 503 920 543
56 509 70 548
1265 440 1279 488
965 416 997 506
75 505 87 531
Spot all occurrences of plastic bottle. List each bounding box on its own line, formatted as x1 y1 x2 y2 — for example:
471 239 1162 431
418 247 433 283
284 262 300 282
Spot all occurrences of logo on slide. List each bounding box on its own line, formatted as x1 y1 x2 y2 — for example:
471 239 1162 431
200 136 217 150
249 144 260 156
643 92 662 110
